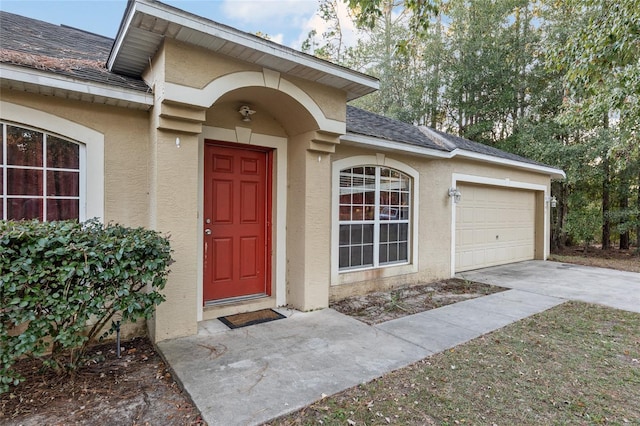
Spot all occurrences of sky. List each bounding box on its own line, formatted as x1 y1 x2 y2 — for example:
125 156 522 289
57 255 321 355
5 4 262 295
0 0 359 50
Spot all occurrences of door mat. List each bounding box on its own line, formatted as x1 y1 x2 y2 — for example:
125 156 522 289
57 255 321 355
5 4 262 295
218 309 286 329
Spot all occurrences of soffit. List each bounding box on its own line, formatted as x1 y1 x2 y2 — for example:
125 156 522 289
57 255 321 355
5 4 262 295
108 0 378 101
0 64 153 111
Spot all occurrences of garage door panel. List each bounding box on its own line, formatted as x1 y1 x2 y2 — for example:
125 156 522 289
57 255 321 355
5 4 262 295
455 184 535 272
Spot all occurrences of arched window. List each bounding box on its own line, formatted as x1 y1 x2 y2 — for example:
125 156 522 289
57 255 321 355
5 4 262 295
1 122 82 221
338 165 411 270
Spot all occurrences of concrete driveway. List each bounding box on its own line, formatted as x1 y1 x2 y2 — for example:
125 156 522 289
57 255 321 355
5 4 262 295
458 260 640 313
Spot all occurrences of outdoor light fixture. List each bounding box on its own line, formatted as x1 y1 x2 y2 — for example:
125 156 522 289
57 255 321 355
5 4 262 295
545 195 558 208
238 105 256 122
448 187 462 203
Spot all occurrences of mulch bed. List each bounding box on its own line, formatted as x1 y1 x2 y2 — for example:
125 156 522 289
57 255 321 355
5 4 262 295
1 337 205 426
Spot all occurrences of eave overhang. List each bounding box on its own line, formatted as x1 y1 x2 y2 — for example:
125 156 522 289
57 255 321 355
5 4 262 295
342 132 567 180
341 133 451 159
108 0 379 101
0 63 153 110
454 149 566 180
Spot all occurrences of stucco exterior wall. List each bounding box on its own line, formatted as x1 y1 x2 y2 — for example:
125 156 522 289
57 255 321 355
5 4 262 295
147 129 200 341
285 75 346 123
140 39 350 338
204 103 288 137
163 40 262 89
329 143 551 300
159 39 346 125
0 90 150 228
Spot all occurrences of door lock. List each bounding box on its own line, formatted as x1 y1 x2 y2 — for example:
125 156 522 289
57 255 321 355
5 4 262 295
204 229 212 235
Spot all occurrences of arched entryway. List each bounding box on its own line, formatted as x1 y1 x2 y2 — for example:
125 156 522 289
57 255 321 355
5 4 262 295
194 72 344 321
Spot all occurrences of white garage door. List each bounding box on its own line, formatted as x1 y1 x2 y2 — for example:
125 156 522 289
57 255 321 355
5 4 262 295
455 184 536 272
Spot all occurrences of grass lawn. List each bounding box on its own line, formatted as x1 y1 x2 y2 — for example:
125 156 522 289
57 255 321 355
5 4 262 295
269 301 640 425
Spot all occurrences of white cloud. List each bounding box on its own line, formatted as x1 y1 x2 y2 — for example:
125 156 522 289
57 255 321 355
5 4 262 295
221 0 317 23
270 33 285 44
292 0 360 51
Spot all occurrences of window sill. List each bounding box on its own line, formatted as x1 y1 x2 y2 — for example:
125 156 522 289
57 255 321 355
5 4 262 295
333 262 417 286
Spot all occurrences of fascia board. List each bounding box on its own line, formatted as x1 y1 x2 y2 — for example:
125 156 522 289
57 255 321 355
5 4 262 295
342 133 566 179
0 64 153 108
453 149 566 179
107 0 138 72
341 133 452 158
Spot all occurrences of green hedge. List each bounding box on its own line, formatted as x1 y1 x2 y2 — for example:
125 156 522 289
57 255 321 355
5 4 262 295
0 219 172 393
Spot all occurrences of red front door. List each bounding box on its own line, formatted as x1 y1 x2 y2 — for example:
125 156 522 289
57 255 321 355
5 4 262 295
203 142 271 303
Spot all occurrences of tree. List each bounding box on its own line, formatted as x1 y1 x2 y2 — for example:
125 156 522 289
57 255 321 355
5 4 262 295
308 0 431 124
441 0 540 143
339 0 639 249
351 1 429 122
345 0 438 35
302 0 354 63
547 0 640 250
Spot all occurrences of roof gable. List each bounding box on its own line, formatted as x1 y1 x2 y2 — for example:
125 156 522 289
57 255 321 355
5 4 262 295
108 0 378 101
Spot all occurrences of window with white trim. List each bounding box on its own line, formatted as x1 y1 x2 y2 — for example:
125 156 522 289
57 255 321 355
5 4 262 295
338 166 411 270
1 122 82 221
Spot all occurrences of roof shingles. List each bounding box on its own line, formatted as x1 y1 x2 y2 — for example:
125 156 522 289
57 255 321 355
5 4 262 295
347 105 551 167
346 106 449 152
0 11 149 92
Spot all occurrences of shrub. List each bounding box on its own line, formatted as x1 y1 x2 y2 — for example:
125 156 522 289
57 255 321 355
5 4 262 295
0 219 172 393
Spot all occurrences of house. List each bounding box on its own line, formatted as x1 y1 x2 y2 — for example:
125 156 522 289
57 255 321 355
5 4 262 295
0 0 564 342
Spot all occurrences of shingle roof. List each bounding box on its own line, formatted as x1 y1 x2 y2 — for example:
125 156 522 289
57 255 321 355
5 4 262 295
424 127 548 167
347 105 549 167
0 11 150 93
346 105 449 152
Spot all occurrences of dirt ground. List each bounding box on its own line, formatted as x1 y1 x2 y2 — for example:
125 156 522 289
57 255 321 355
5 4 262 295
2 246 636 425
549 246 640 273
0 337 204 425
330 278 506 325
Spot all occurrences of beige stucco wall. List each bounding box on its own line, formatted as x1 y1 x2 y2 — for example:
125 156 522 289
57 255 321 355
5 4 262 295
0 90 150 227
286 138 333 311
159 39 346 124
146 129 200 341
204 102 288 137
163 40 261 89
329 143 551 301
1 89 153 339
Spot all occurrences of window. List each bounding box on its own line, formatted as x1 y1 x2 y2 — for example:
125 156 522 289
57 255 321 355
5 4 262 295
1 122 81 221
338 166 411 271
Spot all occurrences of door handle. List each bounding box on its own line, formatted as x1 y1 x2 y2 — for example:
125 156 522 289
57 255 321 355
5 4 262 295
204 229 212 235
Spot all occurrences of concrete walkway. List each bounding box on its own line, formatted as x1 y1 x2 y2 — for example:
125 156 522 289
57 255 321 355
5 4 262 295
157 261 639 425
